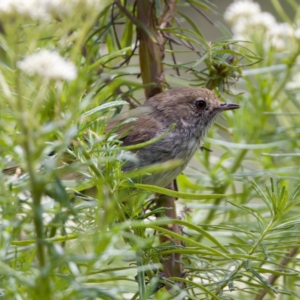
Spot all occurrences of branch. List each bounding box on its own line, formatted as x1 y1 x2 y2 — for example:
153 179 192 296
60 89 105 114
190 3 215 26
114 0 139 28
136 0 164 98
111 3 122 50
158 0 177 30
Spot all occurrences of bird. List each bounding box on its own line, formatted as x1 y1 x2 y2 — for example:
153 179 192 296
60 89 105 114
105 86 239 187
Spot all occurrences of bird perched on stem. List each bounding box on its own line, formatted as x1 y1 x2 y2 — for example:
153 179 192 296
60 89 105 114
106 86 239 187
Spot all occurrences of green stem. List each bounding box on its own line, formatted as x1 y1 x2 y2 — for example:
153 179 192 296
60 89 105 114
270 0 291 23
136 249 146 299
271 48 300 101
15 61 50 297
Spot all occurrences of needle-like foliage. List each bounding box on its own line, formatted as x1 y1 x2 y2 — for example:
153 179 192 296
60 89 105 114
1 1 300 299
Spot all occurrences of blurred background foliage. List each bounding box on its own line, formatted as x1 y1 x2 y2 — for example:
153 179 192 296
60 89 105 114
1 0 300 299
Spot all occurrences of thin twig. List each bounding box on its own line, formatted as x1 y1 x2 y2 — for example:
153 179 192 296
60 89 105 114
115 0 139 28
162 31 201 56
124 95 139 109
111 3 122 50
161 32 183 46
158 0 177 29
100 35 138 69
190 3 215 26
173 16 202 56
169 40 180 76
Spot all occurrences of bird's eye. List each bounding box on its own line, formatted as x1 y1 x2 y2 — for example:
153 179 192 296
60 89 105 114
195 100 206 110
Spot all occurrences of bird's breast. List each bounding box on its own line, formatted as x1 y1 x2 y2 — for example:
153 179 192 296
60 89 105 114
122 129 203 186
173 137 200 168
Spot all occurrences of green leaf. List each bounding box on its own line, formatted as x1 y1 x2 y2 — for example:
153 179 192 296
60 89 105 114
174 220 230 253
147 225 230 259
81 100 128 118
186 0 212 11
252 181 273 214
249 268 279 293
227 201 267 230
177 11 205 41
135 184 226 200
121 17 134 50
88 47 131 70
169 277 222 300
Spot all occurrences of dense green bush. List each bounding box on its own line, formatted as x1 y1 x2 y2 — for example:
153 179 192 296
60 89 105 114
1 1 300 299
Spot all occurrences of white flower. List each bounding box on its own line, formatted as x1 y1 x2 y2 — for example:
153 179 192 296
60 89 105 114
17 50 77 81
45 0 110 18
45 0 72 18
231 12 277 45
0 0 50 20
295 21 300 40
225 0 300 52
0 0 111 20
295 28 300 39
286 73 300 90
0 0 73 20
250 12 276 31
0 0 13 14
270 22 294 38
269 23 295 51
224 0 261 25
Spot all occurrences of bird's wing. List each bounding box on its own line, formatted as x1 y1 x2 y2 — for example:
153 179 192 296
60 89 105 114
106 106 161 147
107 115 162 146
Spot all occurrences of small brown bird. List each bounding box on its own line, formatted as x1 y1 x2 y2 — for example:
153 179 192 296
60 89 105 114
107 87 239 187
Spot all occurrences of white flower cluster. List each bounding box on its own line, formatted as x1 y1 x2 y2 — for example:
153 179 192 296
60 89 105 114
17 50 77 81
286 73 300 90
0 0 109 20
224 0 261 25
224 0 298 52
0 0 52 20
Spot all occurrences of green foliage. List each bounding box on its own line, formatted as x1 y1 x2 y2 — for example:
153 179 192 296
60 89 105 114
1 1 300 300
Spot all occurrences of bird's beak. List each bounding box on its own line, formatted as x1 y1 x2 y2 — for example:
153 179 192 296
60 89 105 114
218 102 240 111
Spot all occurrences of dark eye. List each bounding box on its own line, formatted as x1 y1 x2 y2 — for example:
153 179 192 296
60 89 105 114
195 100 206 110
